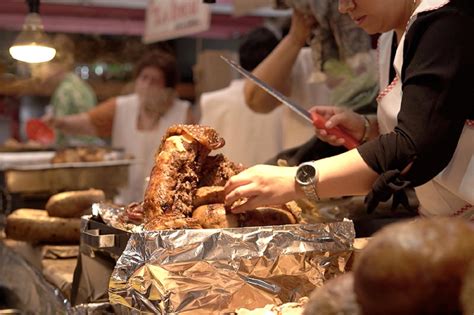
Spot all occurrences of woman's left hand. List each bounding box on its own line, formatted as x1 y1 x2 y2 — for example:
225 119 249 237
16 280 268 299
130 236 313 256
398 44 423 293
224 165 302 214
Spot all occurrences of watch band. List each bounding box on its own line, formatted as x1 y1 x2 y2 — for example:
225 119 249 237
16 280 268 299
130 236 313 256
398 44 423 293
302 180 320 202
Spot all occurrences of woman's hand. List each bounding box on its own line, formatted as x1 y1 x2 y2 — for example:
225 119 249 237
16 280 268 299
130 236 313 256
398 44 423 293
310 106 366 146
288 10 317 47
224 165 303 214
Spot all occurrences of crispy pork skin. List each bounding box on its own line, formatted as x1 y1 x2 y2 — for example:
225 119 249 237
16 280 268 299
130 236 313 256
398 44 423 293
143 125 225 222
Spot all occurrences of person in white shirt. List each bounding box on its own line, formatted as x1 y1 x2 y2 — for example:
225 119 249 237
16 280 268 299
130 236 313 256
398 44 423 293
244 10 378 166
199 28 284 167
48 50 194 204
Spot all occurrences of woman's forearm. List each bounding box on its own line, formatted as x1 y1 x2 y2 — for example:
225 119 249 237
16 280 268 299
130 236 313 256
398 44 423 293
313 149 379 198
55 113 98 136
244 35 304 113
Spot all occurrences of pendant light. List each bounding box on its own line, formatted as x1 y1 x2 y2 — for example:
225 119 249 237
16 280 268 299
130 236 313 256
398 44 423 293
9 0 56 63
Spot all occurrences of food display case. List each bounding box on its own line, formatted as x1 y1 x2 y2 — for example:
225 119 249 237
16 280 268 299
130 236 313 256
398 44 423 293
0 149 133 213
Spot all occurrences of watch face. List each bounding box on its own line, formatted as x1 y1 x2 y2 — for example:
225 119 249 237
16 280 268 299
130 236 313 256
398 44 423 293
297 164 316 184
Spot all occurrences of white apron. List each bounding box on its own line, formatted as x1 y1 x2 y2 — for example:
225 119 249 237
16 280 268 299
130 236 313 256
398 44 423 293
112 94 190 204
377 0 474 219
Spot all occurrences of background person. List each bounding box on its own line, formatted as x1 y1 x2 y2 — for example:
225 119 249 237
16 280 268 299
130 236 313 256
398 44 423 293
199 27 284 166
244 9 378 166
37 34 100 146
48 50 194 204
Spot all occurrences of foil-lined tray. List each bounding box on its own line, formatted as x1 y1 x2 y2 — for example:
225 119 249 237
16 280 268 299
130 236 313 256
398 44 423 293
109 221 355 314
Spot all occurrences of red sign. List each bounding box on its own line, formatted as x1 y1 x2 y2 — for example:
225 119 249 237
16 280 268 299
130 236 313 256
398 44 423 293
144 0 211 43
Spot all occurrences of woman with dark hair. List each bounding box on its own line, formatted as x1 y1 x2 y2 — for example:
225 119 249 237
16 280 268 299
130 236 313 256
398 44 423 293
225 0 474 218
49 50 194 203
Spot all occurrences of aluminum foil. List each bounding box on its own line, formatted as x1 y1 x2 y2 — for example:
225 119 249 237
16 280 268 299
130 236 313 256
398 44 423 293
109 222 355 314
0 241 70 314
94 203 143 233
70 302 116 315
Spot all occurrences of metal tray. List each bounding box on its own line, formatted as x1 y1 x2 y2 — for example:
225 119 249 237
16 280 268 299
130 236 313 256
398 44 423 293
3 159 132 194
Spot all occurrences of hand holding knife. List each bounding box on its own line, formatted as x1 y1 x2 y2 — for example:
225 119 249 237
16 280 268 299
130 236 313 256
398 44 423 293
221 56 360 150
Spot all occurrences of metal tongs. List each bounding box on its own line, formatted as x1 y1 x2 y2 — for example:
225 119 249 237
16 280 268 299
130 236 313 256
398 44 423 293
221 56 359 150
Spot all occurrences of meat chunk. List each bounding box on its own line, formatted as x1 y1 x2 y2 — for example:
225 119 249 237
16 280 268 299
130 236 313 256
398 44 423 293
144 125 225 222
160 124 225 152
199 154 244 187
193 186 225 208
192 204 239 229
125 202 145 224
141 124 302 231
241 206 297 227
144 212 202 231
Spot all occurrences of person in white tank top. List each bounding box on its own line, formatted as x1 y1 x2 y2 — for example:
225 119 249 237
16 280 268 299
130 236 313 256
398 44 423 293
49 50 194 204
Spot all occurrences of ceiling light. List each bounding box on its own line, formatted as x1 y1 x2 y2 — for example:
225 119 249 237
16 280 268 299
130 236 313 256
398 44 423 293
9 0 56 63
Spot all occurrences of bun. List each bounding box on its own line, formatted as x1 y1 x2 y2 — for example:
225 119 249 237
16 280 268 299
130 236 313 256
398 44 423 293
354 218 474 315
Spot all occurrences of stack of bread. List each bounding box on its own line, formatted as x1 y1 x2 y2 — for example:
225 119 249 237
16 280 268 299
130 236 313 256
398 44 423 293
5 189 105 244
302 218 474 315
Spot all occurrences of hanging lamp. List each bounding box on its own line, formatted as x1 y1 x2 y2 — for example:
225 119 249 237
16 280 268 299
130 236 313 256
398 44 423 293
9 0 56 63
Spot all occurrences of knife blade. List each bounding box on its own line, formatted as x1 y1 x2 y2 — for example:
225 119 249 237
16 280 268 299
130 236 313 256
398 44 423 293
221 55 360 150
220 55 313 124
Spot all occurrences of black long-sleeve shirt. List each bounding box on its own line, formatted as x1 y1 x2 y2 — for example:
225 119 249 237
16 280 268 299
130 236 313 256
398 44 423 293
358 0 474 189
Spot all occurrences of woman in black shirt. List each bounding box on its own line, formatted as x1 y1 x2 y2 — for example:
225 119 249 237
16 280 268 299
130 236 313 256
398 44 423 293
224 0 474 217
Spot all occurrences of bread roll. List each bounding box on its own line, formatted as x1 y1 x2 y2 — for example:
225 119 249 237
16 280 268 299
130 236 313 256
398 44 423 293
193 186 225 208
6 209 80 244
242 207 297 227
192 203 239 229
45 189 105 218
354 218 474 315
303 273 360 315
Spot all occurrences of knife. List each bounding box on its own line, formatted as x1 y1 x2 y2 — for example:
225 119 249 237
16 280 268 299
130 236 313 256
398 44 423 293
221 56 359 150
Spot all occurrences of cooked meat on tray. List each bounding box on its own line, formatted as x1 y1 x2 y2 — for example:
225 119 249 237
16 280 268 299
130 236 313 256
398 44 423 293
121 124 302 231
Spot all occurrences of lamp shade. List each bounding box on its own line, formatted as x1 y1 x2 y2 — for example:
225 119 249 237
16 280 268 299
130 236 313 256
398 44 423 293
9 13 56 63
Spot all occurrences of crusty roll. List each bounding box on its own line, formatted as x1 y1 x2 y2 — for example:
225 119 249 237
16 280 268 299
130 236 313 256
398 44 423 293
6 209 80 244
303 273 361 315
192 203 239 229
242 207 297 227
192 186 225 208
354 218 474 315
45 189 105 218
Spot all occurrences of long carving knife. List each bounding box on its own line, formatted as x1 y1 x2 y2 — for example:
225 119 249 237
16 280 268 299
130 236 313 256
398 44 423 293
220 55 359 150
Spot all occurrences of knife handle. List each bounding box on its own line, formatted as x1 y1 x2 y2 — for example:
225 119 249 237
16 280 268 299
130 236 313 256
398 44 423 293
310 112 360 150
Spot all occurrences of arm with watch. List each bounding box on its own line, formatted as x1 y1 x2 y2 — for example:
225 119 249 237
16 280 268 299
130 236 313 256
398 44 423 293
224 106 380 213
225 149 378 214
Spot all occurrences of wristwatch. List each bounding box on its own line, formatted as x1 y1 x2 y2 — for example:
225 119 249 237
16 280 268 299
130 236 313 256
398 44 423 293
295 161 320 203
